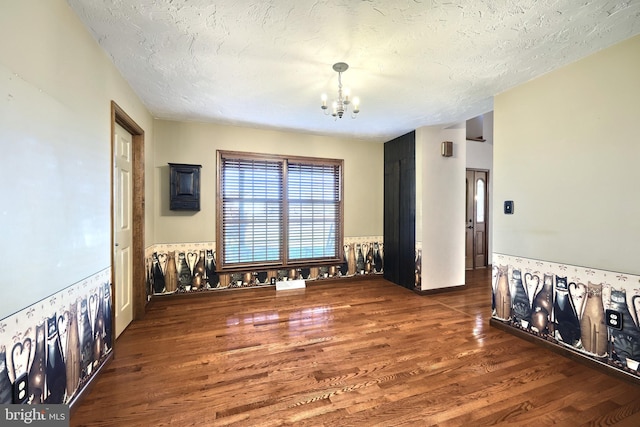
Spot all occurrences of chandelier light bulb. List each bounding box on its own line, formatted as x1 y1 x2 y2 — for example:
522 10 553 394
352 97 360 114
321 93 328 109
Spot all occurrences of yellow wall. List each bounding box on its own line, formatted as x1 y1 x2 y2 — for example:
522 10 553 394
0 0 154 318
152 120 384 244
494 34 640 274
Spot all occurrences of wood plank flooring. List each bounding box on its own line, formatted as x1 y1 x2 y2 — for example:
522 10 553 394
71 269 640 426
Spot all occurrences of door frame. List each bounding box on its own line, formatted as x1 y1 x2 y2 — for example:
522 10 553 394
465 168 489 269
110 101 145 339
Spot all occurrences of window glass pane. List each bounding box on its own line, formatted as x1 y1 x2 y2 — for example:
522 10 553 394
465 178 469 219
476 179 485 223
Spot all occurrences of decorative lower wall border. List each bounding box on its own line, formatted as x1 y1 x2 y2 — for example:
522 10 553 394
492 253 640 380
414 242 422 289
145 237 385 298
0 268 112 405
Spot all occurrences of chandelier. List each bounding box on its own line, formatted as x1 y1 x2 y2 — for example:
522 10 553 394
321 62 360 119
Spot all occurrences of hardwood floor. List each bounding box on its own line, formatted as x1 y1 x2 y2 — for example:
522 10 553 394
71 269 640 426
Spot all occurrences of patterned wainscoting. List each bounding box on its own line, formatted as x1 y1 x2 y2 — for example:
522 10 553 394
145 237 385 298
492 253 640 379
0 268 112 405
414 242 422 289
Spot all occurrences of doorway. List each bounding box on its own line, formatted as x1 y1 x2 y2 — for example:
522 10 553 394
465 169 488 269
111 101 145 339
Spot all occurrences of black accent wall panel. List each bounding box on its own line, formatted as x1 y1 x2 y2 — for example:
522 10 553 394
384 131 416 289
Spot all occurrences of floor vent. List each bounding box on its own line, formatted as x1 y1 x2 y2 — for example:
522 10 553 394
276 279 306 291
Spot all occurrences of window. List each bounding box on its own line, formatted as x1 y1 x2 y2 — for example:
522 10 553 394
476 178 485 223
217 151 343 270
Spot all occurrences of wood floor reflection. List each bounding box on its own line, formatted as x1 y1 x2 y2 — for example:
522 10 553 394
71 269 640 426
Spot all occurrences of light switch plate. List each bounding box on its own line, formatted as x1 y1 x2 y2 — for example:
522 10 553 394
504 200 514 214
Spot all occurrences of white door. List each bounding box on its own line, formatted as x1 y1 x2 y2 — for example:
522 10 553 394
114 123 133 337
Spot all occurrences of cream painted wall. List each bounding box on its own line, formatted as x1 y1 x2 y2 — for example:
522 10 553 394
466 111 494 259
483 111 494 146
494 34 640 275
0 0 154 318
153 120 383 244
466 116 483 140
416 124 466 290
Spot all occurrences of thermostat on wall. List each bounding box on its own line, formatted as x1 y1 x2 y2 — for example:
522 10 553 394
504 200 514 214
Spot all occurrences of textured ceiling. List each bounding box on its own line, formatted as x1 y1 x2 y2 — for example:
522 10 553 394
67 0 640 142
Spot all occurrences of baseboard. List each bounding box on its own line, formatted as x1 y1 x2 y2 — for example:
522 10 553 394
69 350 114 416
413 284 468 295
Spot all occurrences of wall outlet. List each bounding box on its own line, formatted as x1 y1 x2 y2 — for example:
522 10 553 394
606 309 623 330
12 372 28 404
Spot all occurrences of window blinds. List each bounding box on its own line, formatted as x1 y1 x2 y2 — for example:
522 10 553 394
218 151 342 269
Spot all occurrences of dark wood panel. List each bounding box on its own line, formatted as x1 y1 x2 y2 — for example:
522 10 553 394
384 160 400 284
169 163 201 211
71 270 640 426
398 156 415 287
384 131 415 289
